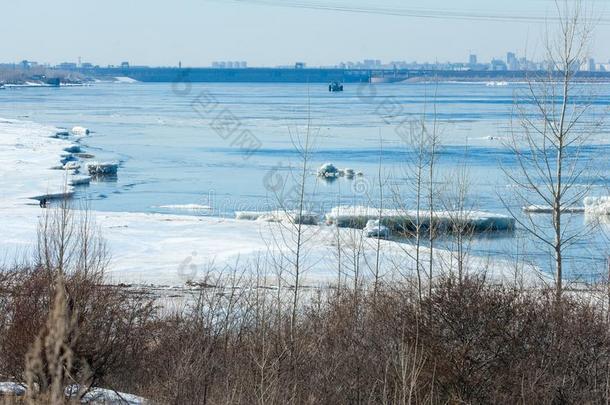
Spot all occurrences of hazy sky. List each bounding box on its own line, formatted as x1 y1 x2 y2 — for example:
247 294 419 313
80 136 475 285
3 0 610 66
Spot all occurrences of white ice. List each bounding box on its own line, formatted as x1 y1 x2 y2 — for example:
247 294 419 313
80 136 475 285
0 118 543 288
584 197 610 215
326 206 515 232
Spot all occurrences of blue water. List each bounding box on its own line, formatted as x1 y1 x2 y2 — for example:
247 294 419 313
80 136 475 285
1 82 609 279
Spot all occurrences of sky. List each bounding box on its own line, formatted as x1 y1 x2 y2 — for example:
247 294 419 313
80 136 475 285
2 0 610 67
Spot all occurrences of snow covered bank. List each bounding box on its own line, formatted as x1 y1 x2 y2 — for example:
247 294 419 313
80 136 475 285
1 207 542 287
0 118 75 207
326 206 515 233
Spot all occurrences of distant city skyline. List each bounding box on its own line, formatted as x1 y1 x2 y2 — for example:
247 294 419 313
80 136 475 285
10 51 610 73
2 0 609 67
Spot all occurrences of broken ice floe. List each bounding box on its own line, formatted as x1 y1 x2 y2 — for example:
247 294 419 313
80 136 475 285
584 197 610 215
62 161 81 171
522 205 585 214
317 163 340 178
326 206 515 233
317 163 362 180
63 144 82 153
364 219 391 238
71 126 90 135
54 130 70 138
87 161 119 176
69 176 91 186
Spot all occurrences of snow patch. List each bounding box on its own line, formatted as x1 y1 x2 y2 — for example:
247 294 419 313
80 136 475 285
0 382 26 396
66 385 148 404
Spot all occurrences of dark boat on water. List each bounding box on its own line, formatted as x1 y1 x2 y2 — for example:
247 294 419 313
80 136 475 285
45 77 60 87
329 81 343 92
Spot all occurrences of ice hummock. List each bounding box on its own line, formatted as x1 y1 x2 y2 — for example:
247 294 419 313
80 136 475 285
71 126 90 135
584 197 610 215
317 162 340 178
326 206 515 233
63 144 82 153
364 219 390 238
317 163 361 179
87 161 119 176
70 176 91 186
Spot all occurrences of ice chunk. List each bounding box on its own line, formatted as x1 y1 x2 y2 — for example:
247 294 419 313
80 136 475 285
70 176 91 186
0 382 26 397
87 161 119 176
236 210 319 225
326 206 515 233
63 161 81 171
60 154 78 165
63 144 82 153
364 219 390 238
584 197 610 215
71 126 90 135
317 163 340 178
66 385 147 404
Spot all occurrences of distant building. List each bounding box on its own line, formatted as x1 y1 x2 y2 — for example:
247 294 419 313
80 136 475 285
491 59 507 71
58 62 77 70
506 52 518 70
121 61 130 68
588 58 596 72
469 54 477 66
295 62 306 69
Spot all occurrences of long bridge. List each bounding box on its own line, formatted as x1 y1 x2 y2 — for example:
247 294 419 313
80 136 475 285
73 66 610 83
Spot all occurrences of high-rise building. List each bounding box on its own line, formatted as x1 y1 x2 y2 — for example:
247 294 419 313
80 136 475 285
506 52 518 70
469 54 477 66
588 58 596 72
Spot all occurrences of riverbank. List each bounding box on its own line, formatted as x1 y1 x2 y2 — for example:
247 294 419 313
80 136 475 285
0 117 543 287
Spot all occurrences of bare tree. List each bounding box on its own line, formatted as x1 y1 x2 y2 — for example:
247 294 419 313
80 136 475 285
503 0 600 302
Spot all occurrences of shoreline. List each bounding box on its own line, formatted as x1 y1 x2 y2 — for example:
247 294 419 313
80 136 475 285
0 117 546 288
